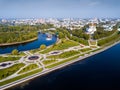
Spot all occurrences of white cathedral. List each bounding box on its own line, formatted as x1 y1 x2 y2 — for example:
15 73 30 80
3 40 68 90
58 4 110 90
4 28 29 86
86 23 97 34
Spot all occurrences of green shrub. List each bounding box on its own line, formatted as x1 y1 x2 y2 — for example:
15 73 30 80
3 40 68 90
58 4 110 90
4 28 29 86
11 49 19 55
40 44 46 50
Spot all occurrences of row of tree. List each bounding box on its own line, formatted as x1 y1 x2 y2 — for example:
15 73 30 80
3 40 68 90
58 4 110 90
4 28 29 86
0 23 56 44
56 28 89 45
0 31 37 44
0 25 38 32
71 29 89 40
98 32 120 46
93 26 116 39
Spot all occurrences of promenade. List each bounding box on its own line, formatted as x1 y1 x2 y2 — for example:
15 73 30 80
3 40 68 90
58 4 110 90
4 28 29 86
0 41 119 90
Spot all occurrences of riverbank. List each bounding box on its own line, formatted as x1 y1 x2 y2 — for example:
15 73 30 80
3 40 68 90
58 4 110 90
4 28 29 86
0 37 38 47
0 40 120 90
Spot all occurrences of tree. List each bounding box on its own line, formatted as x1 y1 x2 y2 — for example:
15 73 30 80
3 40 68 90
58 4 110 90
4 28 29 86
11 49 19 55
58 32 65 39
52 43 57 48
40 44 46 50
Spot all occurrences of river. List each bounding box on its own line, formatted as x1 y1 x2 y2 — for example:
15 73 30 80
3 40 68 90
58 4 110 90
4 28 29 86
9 43 120 90
0 33 57 54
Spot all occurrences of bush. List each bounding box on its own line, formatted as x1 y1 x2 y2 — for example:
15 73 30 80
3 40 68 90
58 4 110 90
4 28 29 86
58 32 65 39
70 36 89 45
11 49 19 55
40 44 46 50
0 25 37 44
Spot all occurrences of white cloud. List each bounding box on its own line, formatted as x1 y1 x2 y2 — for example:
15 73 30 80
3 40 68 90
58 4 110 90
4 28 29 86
78 0 101 7
88 1 100 6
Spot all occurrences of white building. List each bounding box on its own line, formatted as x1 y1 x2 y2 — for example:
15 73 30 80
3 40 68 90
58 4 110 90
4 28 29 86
86 23 97 34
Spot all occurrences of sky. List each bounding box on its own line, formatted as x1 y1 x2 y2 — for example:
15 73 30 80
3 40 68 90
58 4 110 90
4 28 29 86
0 0 120 18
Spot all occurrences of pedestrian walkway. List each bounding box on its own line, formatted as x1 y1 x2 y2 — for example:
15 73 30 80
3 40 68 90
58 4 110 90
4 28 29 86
24 51 33 56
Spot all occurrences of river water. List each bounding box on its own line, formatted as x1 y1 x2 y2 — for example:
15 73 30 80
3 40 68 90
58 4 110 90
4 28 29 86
0 33 57 54
9 43 120 90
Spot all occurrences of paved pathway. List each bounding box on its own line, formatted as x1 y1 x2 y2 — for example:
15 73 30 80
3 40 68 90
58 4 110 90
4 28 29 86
24 51 33 56
39 60 45 70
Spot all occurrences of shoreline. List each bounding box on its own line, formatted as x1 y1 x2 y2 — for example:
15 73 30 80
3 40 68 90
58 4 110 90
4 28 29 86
0 37 38 47
0 41 120 90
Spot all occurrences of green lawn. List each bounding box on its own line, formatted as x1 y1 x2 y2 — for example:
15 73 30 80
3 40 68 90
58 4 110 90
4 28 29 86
86 52 91 54
80 54 85 56
47 50 80 59
91 48 102 52
80 48 92 52
18 52 26 56
30 49 40 54
18 64 39 74
43 60 58 65
0 56 20 63
0 63 25 80
40 39 79 54
0 68 43 86
46 55 80 68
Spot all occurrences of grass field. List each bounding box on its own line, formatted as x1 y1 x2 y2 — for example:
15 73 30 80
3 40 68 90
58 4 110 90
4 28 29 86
0 63 25 80
47 50 80 59
0 68 43 86
46 55 80 68
18 64 39 74
0 56 20 63
40 39 79 54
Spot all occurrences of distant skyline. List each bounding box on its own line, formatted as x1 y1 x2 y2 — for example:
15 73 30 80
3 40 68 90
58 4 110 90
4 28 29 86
0 0 120 18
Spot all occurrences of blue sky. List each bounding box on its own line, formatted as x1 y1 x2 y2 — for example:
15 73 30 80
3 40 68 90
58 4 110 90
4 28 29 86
0 0 119 18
